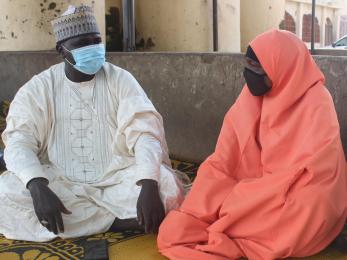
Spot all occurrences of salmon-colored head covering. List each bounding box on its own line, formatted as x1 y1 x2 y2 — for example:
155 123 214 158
234 30 330 172
249 30 325 120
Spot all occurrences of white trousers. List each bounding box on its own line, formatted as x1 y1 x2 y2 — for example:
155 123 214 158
0 164 184 242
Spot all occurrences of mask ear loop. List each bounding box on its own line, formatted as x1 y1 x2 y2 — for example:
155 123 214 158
61 45 76 66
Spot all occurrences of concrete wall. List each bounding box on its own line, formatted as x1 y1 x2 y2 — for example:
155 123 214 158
218 0 241 52
0 0 106 51
0 53 347 163
135 0 240 52
0 0 241 52
241 0 285 51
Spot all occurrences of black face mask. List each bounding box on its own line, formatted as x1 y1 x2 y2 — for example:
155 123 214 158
243 67 271 96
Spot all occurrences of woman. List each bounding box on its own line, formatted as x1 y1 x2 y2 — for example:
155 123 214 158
157 30 347 259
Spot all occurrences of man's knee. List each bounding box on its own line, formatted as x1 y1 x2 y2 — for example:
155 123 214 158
0 171 28 200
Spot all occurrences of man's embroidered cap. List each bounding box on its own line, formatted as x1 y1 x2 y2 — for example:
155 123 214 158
51 5 100 43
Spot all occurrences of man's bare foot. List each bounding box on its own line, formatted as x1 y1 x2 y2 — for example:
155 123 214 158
108 218 144 232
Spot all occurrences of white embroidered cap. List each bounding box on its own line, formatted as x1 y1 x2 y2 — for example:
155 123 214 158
51 5 100 43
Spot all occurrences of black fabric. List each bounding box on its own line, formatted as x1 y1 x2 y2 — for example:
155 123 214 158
243 68 271 96
109 218 144 232
246 46 260 63
83 240 108 260
332 224 347 253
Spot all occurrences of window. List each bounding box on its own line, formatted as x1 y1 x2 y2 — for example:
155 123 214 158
302 14 320 43
325 18 333 46
279 11 296 34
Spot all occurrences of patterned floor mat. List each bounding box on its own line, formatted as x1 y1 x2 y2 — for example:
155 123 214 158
0 230 145 260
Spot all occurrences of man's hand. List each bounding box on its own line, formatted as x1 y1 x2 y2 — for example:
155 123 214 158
136 179 165 234
27 178 71 235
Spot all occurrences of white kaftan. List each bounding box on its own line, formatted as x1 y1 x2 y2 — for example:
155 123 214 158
0 62 184 242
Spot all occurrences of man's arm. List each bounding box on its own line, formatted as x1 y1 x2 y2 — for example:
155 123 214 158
111 68 170 233
134 133 165 234
134 133 162 184
2 80 71 234
2 82 50 186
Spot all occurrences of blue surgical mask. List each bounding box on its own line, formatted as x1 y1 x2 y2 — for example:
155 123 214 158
63 43 106 75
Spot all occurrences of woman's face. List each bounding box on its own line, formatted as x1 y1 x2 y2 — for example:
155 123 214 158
244 57 272 88
243 55 272 96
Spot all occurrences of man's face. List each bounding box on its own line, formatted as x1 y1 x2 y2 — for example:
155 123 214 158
63 33 102 50
59 33 102 64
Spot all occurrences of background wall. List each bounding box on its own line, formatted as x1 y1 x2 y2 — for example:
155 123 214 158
218 0 241 52
106 0 241 52
136 0 214 51
0 0 106 51
241 0 285 51
1 0 347 52
0 52 346 162
0 0 241 52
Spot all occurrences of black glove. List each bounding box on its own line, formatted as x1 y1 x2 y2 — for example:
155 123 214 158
136 179 165 234
27 178 71 234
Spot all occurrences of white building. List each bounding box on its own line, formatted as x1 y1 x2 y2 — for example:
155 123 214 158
281 0 347 47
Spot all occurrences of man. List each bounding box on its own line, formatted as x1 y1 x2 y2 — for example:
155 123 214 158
0 5 184 242
158 30 347 259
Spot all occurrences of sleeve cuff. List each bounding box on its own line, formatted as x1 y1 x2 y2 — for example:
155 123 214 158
16 164 50 187
134 163 160 185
